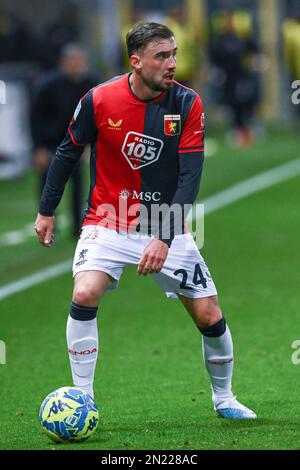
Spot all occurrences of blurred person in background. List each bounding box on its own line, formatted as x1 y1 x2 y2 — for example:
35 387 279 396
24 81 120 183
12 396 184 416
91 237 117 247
209 10 260 148
31 44 98 237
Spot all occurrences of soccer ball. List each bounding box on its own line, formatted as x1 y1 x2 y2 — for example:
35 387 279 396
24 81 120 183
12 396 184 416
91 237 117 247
39 386 99 443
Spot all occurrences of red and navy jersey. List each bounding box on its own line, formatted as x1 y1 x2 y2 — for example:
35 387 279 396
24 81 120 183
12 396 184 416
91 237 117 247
39 73 205 244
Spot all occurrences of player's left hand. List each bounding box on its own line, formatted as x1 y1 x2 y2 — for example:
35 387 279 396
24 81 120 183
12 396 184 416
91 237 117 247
137 239 169 276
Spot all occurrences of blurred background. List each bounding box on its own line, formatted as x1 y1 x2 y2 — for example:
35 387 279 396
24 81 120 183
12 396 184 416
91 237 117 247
1 0 299 280
1 0 300 451
0 0 299 178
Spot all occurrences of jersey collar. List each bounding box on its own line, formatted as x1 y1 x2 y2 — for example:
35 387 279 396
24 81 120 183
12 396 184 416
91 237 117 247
126 73 166 104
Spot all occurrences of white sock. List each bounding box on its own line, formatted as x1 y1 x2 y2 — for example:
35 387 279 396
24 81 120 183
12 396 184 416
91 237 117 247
202 325 234 404
66 315 98 399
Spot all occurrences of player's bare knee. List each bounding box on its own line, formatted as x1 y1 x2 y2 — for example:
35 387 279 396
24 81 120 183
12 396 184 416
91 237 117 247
72 284 102 307
195 296 222 328
203 298 222 325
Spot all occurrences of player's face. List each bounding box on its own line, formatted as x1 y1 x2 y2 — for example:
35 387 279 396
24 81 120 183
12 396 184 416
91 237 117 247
137 37 177 92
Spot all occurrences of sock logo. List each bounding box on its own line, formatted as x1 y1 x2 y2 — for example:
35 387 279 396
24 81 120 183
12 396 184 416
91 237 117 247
68 348 97 356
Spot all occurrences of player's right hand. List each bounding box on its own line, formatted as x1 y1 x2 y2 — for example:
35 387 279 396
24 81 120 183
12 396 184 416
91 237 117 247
34 213 55 248
137 238 169 275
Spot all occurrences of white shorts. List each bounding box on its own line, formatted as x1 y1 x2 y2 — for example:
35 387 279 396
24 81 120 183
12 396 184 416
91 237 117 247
72 226 218 299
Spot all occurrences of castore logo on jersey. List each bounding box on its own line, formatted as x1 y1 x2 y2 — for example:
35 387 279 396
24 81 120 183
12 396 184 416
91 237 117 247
108 118 123 130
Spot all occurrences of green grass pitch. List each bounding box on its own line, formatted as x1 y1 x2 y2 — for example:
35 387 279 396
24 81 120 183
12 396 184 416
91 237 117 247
1 127 300 450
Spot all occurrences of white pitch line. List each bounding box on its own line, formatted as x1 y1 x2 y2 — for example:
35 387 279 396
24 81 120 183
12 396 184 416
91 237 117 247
0 260 71 301
201 157 300 216
0 215 70 248
1 157 300 302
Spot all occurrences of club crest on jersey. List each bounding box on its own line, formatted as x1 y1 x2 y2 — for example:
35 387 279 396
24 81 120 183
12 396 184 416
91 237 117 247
164 114 181 136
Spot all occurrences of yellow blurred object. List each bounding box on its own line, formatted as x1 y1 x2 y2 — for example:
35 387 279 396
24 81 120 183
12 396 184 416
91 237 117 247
164 16 197 84
121 22 132 71
211 9 253 38
232 10 253 38
282 18 300 79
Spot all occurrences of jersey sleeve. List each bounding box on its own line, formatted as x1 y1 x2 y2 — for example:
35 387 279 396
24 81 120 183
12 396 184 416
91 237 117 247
68 88 97 145
38 89 97 216
174 94 205 205
157 95 205 247
179 94 205 155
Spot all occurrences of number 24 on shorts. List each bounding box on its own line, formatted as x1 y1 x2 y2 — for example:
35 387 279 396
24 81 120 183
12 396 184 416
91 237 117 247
174 263 208 290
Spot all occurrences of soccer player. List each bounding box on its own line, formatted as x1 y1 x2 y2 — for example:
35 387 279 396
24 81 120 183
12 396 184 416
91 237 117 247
34 22 256 419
